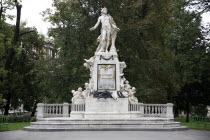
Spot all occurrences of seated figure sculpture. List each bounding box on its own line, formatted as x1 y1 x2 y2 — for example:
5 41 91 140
128 87 138 104
82 83 92 98
71 87 83 103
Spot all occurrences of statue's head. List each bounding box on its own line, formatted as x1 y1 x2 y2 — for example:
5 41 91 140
101 7 107 14
85 83 89 87
78 87 82 92
125 80 129 84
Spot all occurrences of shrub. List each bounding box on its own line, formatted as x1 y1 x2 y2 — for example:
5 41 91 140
30 116 36 122
0 115 31 123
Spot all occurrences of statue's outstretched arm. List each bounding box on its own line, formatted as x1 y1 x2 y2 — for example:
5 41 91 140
90 17 101 31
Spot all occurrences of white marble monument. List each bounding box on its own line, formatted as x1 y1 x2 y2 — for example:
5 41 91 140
70 7 140 119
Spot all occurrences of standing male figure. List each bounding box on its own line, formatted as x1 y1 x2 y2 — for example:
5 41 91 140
90 7 120 53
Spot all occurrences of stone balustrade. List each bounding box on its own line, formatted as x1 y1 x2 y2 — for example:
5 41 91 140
37 103 173 119
129 103 174 118
71 104 85 112
37 103 71 118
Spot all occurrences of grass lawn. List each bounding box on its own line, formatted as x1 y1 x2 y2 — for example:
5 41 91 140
0 122 30 132
175 117 210 131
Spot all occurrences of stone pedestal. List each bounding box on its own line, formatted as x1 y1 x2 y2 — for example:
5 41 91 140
84 97 130 119
70 99 85 119
93 52 120 92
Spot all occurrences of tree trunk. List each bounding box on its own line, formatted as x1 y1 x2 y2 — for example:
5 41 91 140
0 6 3 21
13 3 22 45
4 2 22 115
0 0 3 21
4 92 11 115
31 102 37 117
186 99 190 122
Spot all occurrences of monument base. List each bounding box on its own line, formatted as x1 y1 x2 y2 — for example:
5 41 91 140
24 117 187 131
70 98 143 119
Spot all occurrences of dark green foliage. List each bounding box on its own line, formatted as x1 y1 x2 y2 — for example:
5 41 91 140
0 115 31 123
192 105 208 116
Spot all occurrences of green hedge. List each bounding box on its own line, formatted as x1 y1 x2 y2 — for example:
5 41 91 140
0 115 32 123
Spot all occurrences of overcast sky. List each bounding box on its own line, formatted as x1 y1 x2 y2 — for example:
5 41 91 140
6 0 53 36
6 0 210 37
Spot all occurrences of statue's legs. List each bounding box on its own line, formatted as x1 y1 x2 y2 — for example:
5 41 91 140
105 30 111 52
111 32 117 47
109 31 117 52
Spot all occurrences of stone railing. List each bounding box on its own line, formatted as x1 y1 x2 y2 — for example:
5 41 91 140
71 104 85 112
37 103 70 118
128 103 174 118
37 103 173 119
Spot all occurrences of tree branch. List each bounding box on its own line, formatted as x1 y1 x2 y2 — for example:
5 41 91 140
19 30 36 37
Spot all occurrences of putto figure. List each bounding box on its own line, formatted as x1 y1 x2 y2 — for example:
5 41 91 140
90 7 120 53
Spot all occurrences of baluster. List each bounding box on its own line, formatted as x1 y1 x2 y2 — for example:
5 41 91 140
148 106 150 114
153 106 154 114
55 106 57 114
155 106 157 114
53 106 55 114
156 106 158 114
48 106 50 114
158 106 160 114
163 106 165 114
49 106 52 114
145 106 147 114
47 106 49 114
49 106 51 114
153 106 155 114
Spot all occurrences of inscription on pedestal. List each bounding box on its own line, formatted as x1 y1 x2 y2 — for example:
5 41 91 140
97 64 116 90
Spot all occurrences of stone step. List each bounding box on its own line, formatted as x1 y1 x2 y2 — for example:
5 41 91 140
24 117 187 131
24 126 188 131
31 122 181 126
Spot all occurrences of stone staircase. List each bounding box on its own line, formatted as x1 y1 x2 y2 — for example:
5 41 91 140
24 117 187 131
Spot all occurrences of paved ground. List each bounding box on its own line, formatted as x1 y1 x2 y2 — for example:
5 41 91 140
0 130 210 140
